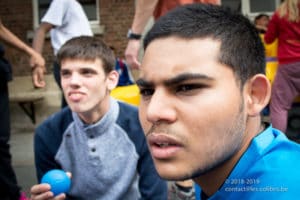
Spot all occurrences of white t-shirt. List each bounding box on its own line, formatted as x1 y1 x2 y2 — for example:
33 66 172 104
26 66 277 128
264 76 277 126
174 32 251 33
41 0 93 54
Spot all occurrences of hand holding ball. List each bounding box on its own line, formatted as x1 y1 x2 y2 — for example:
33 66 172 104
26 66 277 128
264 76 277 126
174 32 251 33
41 169 71 196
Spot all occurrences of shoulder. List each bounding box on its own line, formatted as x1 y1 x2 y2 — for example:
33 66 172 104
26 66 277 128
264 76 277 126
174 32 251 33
47 0 73 12
245 131 300 189
116 101 146 150
35 107 73 140
116 101 141 132
117 101 139 117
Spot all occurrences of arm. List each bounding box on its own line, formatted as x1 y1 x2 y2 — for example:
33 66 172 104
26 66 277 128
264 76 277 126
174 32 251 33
0 19 46 87
264 13 279 44
131 0 158 34
203 0 221 5
30 122 66 200
124 0 159 69
30 22 54 88
34 123 62 182
32 22 53 55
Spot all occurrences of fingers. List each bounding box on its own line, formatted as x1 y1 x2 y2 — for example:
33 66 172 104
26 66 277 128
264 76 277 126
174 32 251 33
53 193 67 200
66 171 72 179
32 66 46 88
30 183 54 200
126 56 141 70
30 184 66 200
125 40 141 70
30 52 46 68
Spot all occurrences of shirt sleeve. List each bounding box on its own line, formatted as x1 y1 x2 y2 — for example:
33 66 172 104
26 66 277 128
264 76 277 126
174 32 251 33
34 123 62 182
41 0 68 27
264 12 280 44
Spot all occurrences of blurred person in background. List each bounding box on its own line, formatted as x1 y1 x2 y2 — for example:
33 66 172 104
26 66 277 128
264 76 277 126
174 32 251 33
264 0 300 133
0 17 44 200
125 0 221 70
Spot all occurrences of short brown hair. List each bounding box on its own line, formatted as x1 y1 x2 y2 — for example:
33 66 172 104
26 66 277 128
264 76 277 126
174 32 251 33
57 36 115 74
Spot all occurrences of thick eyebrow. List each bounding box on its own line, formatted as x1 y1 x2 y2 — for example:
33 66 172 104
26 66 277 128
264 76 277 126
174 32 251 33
136 73 214 87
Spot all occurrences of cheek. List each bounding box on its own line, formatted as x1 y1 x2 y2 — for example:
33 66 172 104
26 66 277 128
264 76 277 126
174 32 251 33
61 79 67 89
179 98 241 143
138 106 150 134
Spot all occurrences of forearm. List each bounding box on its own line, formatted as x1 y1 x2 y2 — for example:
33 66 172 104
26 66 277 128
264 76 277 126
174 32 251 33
32 27 47 54
131 0 159 34
0 23 35 56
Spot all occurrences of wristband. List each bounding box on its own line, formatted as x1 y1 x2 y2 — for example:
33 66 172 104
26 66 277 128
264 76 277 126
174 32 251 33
127 29 142 40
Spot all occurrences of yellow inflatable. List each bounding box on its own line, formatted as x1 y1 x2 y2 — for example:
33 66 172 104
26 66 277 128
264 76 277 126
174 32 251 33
260 34 279 85
111 84 140 106
265 59 278 85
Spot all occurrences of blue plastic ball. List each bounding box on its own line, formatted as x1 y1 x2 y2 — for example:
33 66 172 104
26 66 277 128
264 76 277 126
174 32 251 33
41 169 71 196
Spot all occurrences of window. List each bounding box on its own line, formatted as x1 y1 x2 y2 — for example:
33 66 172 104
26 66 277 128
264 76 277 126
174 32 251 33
241 0 281 19
32 0 102 34
221 0 241 13
221 0 282 21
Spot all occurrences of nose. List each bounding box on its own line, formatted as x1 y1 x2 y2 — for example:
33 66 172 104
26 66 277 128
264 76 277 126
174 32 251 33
69 72 81 86
145 89 176 123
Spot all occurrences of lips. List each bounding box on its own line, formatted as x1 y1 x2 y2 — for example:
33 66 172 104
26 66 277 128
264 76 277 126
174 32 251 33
68 91 85 102
147 133 182 159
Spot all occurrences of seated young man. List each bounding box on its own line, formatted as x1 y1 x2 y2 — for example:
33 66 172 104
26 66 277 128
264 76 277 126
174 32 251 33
30 36 167 200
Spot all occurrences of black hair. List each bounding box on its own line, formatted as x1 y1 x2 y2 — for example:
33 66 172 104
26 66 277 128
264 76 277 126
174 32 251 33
143 3 265 86
254 13 269 24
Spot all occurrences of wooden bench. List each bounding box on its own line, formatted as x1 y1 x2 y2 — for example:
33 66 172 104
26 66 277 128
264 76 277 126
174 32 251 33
8 76 45 124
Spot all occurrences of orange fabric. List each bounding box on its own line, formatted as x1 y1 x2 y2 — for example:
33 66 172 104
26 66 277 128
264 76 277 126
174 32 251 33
153 0 220 20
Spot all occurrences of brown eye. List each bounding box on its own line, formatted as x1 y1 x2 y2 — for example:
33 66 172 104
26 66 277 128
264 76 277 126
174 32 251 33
176 84 207 94
61 70 71 78
81 69 96 76
139 88 154 97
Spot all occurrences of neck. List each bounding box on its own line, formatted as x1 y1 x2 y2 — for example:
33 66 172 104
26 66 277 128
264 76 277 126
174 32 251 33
194 117 264 197
79 97 111 124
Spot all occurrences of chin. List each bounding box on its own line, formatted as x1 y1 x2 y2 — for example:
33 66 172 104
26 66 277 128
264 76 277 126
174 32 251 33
68 104 87 113
154 162 194 181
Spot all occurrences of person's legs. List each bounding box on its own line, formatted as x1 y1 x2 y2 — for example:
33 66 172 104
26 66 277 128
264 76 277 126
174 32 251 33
270 62 300 132
0 77 21 200
53 61 67 108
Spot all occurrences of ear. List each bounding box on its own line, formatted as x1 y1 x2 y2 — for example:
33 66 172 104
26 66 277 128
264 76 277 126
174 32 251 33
106 70 119 90
245 74 271 116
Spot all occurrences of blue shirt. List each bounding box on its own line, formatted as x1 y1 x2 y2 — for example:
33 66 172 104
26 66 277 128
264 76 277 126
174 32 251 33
195 124 300 199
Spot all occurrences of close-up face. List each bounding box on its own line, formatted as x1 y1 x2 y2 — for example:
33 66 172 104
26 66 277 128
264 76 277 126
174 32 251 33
61 58 117 122
138 37 248 181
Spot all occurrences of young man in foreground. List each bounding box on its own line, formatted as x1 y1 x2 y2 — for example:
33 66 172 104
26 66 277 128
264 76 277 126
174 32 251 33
137 3 300 199
30 36 167 199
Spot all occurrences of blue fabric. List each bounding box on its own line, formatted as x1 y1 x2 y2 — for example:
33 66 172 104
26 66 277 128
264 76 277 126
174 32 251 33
34 100 167 199
115 59 134 86
195 125 300 199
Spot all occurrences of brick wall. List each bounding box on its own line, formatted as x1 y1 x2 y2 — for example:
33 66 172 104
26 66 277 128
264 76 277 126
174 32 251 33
0 0 135 76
